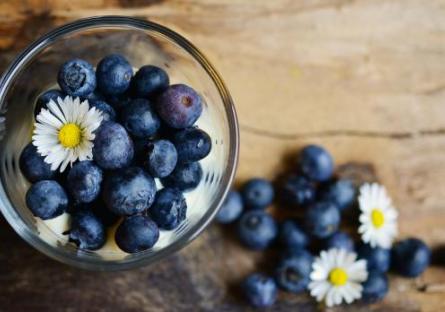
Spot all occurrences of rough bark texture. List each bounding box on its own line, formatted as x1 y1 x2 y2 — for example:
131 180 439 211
1 1 445 311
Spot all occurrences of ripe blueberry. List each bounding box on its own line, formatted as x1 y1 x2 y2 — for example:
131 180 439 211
238 210 278 250
58 59 96 97
241 178 274 210
26 180 68 220
115 215 160 253
299 145 334 182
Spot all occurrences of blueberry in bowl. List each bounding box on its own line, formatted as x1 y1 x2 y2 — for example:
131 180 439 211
0 16 238 270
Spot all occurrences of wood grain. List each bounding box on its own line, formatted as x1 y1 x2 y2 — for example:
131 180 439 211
1 0 445 311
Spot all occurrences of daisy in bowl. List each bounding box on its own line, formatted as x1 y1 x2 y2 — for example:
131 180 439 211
309 248 368 307
358 183 398 249
33 96 103 172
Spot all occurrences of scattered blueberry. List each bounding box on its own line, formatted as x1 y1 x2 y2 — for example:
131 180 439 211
96 54 133 95
69 210 106 250
143 140 178 178
172 127 212 163
115 215 160 253
131 65 169 98
274 249 313 293
299 145 334 182
34 89 65 117
238 210 278 250
93 121 134 170
304 201 340 239
66 161 103 204
156 84 202 129
58 59 96 97
320 179 356 211
392 238 431 277
241 178 274 210
281 175 315 207
357 243 391 273
89 100 116 122
362 271 389 303
103 167 156 216
121 98 161 138
149 188 187 230
161 161 202 192
215 190 244 224
324 231 354 251
26 180 68 220
278 219 309 249
242 273 277 308
19 143 55 183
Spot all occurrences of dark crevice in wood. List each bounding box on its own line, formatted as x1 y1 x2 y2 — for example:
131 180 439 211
241 124 445 140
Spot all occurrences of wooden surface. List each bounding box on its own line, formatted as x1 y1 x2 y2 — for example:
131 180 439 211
1 0 445 311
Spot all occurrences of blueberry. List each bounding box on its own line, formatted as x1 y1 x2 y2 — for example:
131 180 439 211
242 273 277 308
89 100 116 122
93 121 134 170
58 59 96 97
19 143 55 183
274 249 313 293
215 190 244 224
96 54 133 95
238 210 277 250
156 84 202 129
281 175 315 207
34 89 65 117
121 98 161 138
324 232 355 251
172 127 211 163
149 188 187 230
115 215 160 253
357 243 391 273
131 65 169 98
278 219 309 249
143 139 178 178
362 271 389 303
69 210 106 250
305 201 340 239
392 238 431 277
321 179 356 211
241 178 274 210
299 145 334 182
26 180 68 220
103 167 156 216
161 162 202 192
66 161 103 204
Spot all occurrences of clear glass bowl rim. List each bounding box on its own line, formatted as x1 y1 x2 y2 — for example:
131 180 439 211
0 16 239 271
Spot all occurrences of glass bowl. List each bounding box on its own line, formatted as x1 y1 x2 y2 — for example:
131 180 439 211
0 16 239 270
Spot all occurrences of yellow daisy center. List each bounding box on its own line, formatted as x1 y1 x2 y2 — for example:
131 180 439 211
329 268 348 286
371 209 385 228
58 123 82 148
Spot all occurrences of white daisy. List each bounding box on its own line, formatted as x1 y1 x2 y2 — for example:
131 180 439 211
32 96 103 172
358 183 398 249
309 248 368 307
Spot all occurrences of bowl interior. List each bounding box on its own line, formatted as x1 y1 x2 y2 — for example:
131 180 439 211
0 18 238 270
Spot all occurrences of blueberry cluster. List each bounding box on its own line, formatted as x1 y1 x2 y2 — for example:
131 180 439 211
216 144 431 307
21 54 212 253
